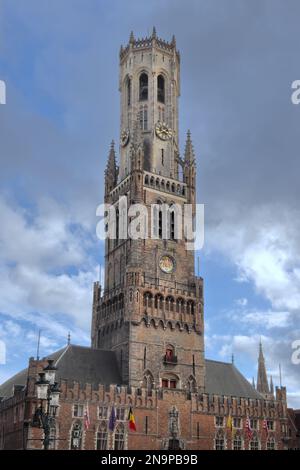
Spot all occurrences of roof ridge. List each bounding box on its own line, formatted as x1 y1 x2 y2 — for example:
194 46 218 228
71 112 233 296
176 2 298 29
205 358 232 366
53 344 71 367
68 344 115 353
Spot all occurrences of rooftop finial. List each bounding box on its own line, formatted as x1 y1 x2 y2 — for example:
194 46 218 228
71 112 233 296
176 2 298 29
184 129 195 163
152 26 157 39
270 375 274 394
171 34 176 46
129 31 135 44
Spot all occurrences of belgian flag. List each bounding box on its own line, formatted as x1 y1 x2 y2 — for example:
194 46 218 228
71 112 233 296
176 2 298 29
128 406 137 431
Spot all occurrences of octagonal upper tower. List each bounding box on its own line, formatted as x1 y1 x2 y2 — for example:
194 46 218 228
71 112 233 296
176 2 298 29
119 28 180 180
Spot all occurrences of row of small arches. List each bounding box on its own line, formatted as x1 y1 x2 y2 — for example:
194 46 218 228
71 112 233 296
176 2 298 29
97 320 124 341
144 174 186 196
142 317 195 333
143 292 196 314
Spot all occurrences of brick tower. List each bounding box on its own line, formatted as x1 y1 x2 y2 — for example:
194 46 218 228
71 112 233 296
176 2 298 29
91 29 205 392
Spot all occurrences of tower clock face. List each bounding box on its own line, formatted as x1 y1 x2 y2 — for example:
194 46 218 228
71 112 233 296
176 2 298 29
120 129 130 147
155 122 173 141
159 255 175 274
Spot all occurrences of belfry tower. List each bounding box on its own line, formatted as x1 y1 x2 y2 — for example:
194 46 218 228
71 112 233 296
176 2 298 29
91 29 205 392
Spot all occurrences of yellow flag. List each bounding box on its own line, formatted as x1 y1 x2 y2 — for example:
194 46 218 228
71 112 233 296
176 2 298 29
227 415 233 431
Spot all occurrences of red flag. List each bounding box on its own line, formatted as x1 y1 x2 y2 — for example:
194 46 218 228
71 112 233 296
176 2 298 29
245 417 253 440
263 418 269 436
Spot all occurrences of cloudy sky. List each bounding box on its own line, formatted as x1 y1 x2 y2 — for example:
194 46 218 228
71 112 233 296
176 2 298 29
0 0 299 407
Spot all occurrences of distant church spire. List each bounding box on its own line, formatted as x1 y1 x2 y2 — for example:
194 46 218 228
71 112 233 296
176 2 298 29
256 340 270 394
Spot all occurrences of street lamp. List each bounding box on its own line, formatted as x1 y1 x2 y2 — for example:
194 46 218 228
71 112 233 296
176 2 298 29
33 360 61 450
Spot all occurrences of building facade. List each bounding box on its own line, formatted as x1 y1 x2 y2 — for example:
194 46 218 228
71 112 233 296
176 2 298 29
0 30 292 451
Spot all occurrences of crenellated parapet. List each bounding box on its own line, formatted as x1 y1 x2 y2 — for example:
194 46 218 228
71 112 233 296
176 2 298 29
120 28 180 63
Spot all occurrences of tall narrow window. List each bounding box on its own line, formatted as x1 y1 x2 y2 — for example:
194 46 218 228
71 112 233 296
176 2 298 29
215 430 225 450
96 423 108 450
157 75 165 103
70 421 83 450
143 347 147 370
139 105 148 130
139 73 148 101
170 210 175 240
158 204 163 239
161 149 164 166
114 424 125 450
127 78 131 106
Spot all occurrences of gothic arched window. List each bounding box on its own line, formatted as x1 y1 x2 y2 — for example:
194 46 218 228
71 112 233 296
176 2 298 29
96 422 108 450
143 292 152 309
157 75 165 103
166 296 174 312
187 376 197 393
154 294 163 310
114 424 125 450
143 371 154 395
70 421 83 450
139 73 148 101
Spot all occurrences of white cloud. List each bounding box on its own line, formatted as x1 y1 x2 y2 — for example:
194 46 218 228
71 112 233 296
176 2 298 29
230 309 291 329
0 196 98 333
206 203 300 314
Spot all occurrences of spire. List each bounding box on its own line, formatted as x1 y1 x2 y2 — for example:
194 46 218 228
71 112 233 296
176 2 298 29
256 340 270 394
184 130 195 164
106 140 117 173
270 375 274 395
129 31 135 44
105 140 118 193
171 34 176 47
152 26 157 39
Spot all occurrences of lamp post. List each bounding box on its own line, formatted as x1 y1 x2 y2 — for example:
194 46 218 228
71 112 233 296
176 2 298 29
33 360 61 450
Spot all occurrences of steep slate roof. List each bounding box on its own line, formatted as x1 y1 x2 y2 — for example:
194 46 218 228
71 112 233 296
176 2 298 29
205 359 262 399
0 345 261 400
0 345 122 399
